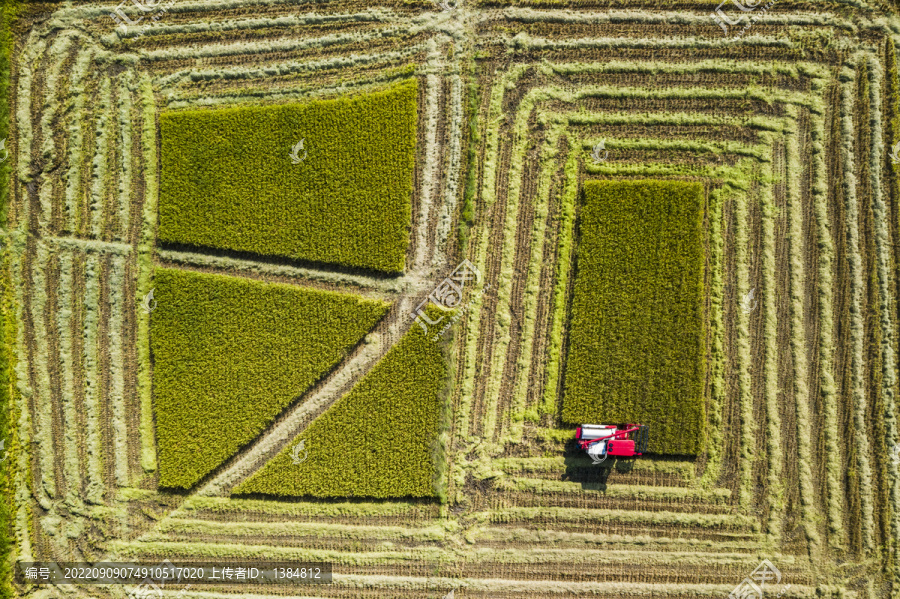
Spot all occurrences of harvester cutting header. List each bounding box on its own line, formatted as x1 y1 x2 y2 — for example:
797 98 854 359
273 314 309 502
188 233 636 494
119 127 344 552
576 424 650 465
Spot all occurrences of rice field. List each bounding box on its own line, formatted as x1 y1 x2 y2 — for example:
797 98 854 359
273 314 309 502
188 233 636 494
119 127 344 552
0 0 898 597
562 180 706 455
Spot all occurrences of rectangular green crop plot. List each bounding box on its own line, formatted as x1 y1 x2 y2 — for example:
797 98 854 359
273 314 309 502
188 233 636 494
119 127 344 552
562 180 706 456
150 268 390 489
158 80 417 274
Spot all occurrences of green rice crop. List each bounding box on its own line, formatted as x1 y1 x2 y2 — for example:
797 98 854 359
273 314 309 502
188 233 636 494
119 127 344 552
561 180 705 456
150 268 389 489
158 80 417 273
0 3 20 595
234 307 446 499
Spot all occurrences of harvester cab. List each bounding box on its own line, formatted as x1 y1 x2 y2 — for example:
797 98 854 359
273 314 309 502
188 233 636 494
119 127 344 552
575 423 649 465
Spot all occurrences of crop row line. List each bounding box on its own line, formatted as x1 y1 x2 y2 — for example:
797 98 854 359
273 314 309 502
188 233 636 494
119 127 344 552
493 478 731 503
865 55 900 563
137 73 158 476
160 578 828 599
157 46 426 105
55 250 81 511
760 135 784 541
29 243 55 501
62 43 96 236
838 66 876 552
501 123 565 443
113 538 792 567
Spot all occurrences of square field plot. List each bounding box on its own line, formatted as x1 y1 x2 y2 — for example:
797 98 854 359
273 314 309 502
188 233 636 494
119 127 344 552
150 268 390 489
562 180 706 456
158 81 417 274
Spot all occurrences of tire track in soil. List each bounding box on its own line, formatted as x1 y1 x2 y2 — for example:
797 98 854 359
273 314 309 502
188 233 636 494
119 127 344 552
859 82 885 552
446 68 488 500
480 492 733 515
554 70 812 93
747 160 766 524
407 72 430 274
846 68 869 555
128 80 145 248
104 76 121 242
553 157 586 428
426 76 451 265
152 50 429 101
47 42 78 238
720 194 740 499
483 520 757 543
697 182 714 484
71 253 87 501
512 469 691 488
181 510 441 527
542 116 762 146
98 256 117 501
330 563 787 585
45 250 67 503
774 125 801 553
124 256 141 492
22 235 56 561
878 48 900 559
155 533 445 551
827 70 855 552
77 79 99 239
27 31 50 236
798 107 826 549
525 135 568 426
19 33 61 562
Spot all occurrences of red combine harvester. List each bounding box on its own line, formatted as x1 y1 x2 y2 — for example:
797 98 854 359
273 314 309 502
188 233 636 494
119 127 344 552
575 424 650 465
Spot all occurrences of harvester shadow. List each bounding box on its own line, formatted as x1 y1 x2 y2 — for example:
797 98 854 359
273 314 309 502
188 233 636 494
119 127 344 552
561 442 636 491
